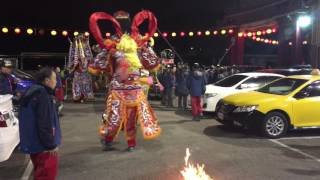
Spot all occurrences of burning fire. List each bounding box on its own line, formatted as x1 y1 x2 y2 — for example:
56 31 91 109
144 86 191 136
180 148 213 180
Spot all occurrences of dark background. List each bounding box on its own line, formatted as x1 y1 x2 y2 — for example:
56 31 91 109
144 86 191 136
0 0 280 66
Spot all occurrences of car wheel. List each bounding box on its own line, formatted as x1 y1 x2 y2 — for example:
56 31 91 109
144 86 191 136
261 112 288 138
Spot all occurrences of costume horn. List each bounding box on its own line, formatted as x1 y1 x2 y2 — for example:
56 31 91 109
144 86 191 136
89 12 122 49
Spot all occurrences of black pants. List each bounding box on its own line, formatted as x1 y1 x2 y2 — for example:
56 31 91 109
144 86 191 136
162 88 174 107
178 95 187 109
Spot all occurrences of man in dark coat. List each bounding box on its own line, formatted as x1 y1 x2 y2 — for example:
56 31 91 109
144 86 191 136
0 59 14 95
159 65 175 107
175 64 189 109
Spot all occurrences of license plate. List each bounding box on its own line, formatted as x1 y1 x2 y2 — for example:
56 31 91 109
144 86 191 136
217 112 224 120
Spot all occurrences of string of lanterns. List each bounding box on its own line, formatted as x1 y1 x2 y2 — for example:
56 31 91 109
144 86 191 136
5 25 306 46
1 26 90 37
1 26 277 38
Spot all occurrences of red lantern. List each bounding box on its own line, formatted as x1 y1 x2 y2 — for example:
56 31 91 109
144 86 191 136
62 31 68 36
228 29 234 34
162 32 168 37
266 29 272 34
180 32 185 37
197 31 202 36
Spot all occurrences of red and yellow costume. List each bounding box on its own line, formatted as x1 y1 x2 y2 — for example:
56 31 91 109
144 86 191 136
89 10 161 149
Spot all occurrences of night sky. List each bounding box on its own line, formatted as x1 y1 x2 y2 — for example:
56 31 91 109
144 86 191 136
0 1 274 67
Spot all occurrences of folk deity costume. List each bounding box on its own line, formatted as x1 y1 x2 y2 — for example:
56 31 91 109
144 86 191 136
68 34 94 102
89 10 161 150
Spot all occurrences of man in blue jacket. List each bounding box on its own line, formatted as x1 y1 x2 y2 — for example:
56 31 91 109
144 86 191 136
19 67 61 180
187 63 206 121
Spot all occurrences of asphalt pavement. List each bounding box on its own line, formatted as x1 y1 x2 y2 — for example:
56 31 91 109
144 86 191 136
1 99 320 180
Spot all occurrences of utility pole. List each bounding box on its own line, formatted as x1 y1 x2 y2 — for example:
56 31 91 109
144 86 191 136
311 0 320 69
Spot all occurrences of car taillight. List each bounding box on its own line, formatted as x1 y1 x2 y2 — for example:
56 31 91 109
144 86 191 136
0 113 8 127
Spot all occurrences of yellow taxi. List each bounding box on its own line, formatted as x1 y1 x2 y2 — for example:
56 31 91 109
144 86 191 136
216 75 320 138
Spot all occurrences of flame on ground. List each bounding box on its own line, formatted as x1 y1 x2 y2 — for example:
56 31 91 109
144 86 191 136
180 148 213 180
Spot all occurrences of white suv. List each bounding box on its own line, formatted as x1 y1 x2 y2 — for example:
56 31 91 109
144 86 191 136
203 72 284 112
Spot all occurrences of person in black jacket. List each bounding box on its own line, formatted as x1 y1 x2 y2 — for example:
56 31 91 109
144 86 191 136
0 59 14 95
159 65 175 107
19 67 61 180
175 63 189 109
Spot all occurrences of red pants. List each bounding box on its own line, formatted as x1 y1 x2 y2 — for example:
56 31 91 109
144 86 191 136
191 96 202 116
30 152 58 180
55 88 64 102
105 107 137 148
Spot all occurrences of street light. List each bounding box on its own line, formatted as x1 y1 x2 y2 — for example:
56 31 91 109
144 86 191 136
297 15 312 28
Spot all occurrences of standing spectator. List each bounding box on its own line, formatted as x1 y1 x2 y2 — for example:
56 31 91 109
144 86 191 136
187 63 206 121
55 67 64 113
231 65 240 75
19 67 61 180
0 59 15 95
217 67 226 81
175 63 189 110
159 65 175 107
207 65 218 84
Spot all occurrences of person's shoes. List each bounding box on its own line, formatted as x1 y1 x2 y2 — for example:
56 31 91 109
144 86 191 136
102 142 115 151
127 147 135 152
192 115 200 121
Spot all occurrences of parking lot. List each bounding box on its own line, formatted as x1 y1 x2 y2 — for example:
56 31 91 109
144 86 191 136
1 100 320 180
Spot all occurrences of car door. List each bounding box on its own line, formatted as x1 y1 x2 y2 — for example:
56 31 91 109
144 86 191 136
292 80 320 127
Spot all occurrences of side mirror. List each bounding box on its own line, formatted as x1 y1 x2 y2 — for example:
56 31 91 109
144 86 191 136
294 91 309 99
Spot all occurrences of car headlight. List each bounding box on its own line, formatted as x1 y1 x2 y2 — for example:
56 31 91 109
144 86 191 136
205 93 218 98
233 105 258 113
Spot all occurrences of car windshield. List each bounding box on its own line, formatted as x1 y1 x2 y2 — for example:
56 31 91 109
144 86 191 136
256 78 308 95
214 75 248 87
239 76 281 89
13 69 33 80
